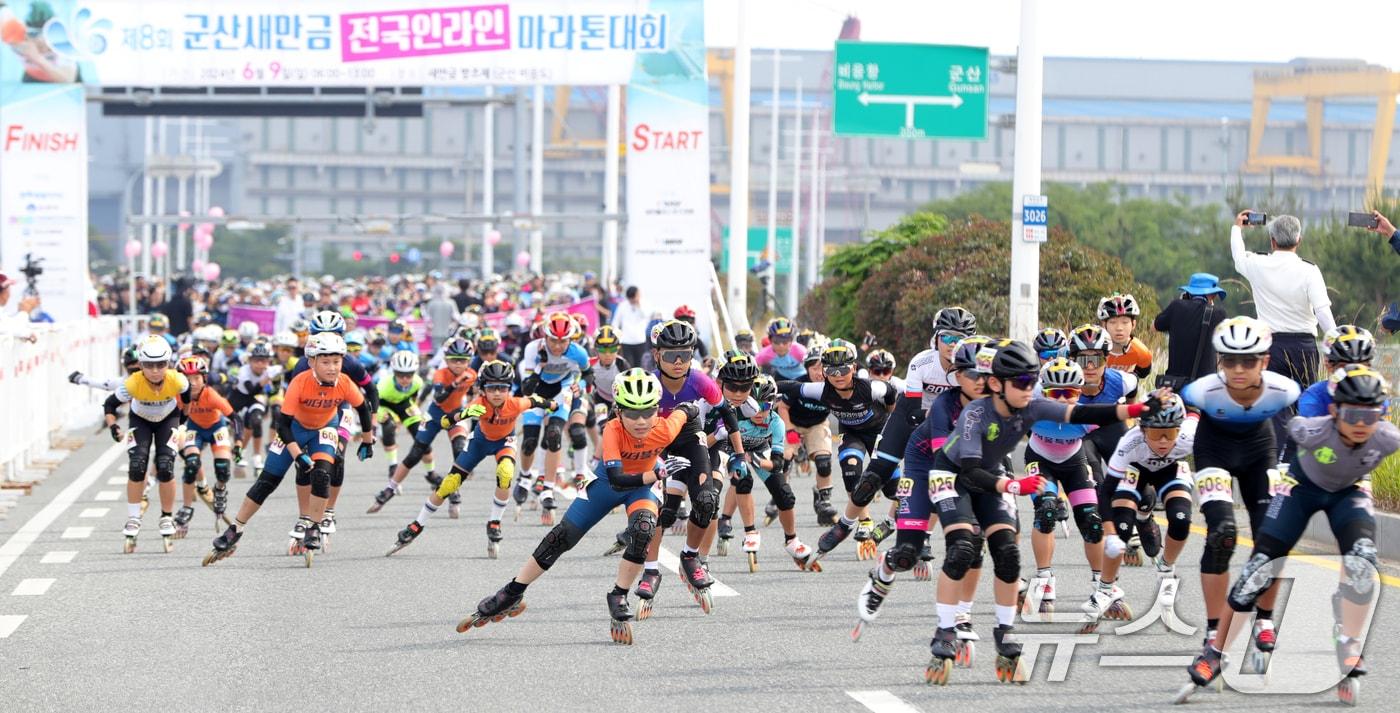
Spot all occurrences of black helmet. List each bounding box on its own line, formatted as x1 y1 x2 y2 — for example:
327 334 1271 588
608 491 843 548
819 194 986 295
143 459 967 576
478 359 516 386
475 332 500 353
866 349 896 373
246 341 274 359
1068 324 1111 355
1139 394 1187 429
654 319 698 349
122 345 141 369
1329 364 1388 406
952 336 992 371
1325 325 1375 365
1032 327 1068 357
988 339 1039 378
822 339 858 368
717 350 759 384
752 374 778 403
933 307 977 337
444 337 474 359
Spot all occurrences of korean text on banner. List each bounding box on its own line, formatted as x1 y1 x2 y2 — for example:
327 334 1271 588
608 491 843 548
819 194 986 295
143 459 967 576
623 0 709 333
0 83 88 321
0 0 668 87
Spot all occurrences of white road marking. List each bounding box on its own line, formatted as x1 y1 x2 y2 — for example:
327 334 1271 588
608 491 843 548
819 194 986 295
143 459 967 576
40 551 76 564
0 444 123 583
106 476 126 485
847 690 922 713
0 614 26 638
1099 655 1194 667
60 527 94 540
94 491 120 501
11 578 54 596
657 547 739 597
79 508 109 519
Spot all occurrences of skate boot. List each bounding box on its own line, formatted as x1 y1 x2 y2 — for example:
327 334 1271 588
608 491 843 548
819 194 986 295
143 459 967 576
1122 534 1143 566
852 569 893 641
321 508 337 536
456 584 527 633
196 483 214 509
813 487 838 526
539 491 556 526
140 482 151 517
678 551 714 614
855 518 878 560
913 545 934 581
173 506 195 539
448 491 462 519
635 569 662 620
607 589 634 645
716 518 733 556
366 484 399 513
1138 516 1162 560
925 626 958 685
869 518 896 545
742 530 761 572
201 524 243 566
386 521 424 556
424 470 443 489
811 519 854 566
671 501 690 535
993 625 1025 683
512 472 532 520
785 537 821 572
157 515 176 553
486 520 503 559
1023 573 1056 615
1174 646 1223 703
386 464 398 480
211 483 229 526
1335 637 1366 706
288 516 311 556
1245 620 1276 674
1080 582 1130 633
602 529 630 557
954 612 979 668
301 522 322 567
763 500 779 528
122 516 141 554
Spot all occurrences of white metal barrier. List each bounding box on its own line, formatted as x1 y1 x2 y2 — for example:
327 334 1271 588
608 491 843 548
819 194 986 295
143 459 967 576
0 317 122 482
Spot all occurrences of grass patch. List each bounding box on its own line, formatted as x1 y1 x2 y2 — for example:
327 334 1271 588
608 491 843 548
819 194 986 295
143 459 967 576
1372 409 1400 513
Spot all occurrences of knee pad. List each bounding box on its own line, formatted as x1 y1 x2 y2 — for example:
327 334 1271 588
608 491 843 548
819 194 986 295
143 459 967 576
774 480 796 511
1034 494 1058 534
850 468 885 507
310 460 332 498
402 440 431 469
987 529 1021 584
568 423 587 451
1137 487 1158 515
734 471 754 495
531 519 586 571
542 420 564 452
154 453 175 483
689 482 721 529
622 510 658 564
839 449 864 492
213 458 232 484
381 421 397 448
942 528 979 580
127 443 151 482
331 457 346 487
1200 501 1237 575
182 452 202 484
1228 551 1277 612
247 470 283 505
1072 504 1104 544
521 424 541 457
1165 497 1192 541
295 461 313 487
813 453 832 478
1341 537 1380 604
451 436 467 456
437 471 464 499
884 539 923 573
249 419 263 439
658 492 684 529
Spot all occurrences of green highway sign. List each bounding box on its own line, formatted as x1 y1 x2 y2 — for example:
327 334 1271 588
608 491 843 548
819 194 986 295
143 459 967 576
833 41 989 140
721 226 794 275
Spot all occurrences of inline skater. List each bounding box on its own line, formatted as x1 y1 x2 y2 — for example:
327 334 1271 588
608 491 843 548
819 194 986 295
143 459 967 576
1099 293 1153 381
512 312 592 524
173 356 238 536
374 351 440 507
775 347 837 523
1033 327 1068 364
755 317 808 380
456 369 702 645
227 341 281 480
1296 325 1377 419
712 350 761 561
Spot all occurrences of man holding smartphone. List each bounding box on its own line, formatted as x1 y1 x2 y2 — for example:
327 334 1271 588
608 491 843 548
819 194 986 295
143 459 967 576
1365 211 1400 255
1229 210 1335 445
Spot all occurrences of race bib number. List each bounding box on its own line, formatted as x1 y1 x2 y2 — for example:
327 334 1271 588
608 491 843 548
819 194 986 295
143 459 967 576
894 476 914 498
167 429 184 450
318 428 339 447
929 470 958 504
1195 470 1233 504
406 402 422 418
1268 468 1298 498
1358 479 1373 497
213 428 231 446
123 429 137 448
1118 466 1140 491
268 437 286 455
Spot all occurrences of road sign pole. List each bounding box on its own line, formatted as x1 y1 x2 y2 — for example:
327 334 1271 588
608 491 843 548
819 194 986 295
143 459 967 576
603 83 620 289
804 109 819 291
726 5 752 331
1008 0 1043 344
787 77 802 316
481 85 494 280
530 83 544 275
764 49 780 314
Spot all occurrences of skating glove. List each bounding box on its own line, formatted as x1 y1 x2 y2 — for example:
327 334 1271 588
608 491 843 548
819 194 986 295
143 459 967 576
68 370 84 385
676 402 701 422
232 444 243 463
728 456 752 488
108 423 122 442
463 403 487 419
521 374 541 396
357 442 374 461
1005 475 1044 496
663 455 691 478
441 413 456 428
785 430 800 446
295 453 314 475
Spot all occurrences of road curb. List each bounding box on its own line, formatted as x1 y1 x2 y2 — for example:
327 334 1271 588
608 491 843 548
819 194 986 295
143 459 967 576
1300 507 1400 555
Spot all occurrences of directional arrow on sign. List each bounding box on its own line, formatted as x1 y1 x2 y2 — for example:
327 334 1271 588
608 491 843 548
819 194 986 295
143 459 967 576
856 92 964 129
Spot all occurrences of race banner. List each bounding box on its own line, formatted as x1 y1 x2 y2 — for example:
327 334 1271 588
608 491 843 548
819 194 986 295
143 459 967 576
0 0 669 87
623 0 709 333
0 82 87 321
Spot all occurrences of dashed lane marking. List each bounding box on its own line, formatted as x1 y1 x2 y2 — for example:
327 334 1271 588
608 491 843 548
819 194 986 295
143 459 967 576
847 690 922 713
11 578 54 596
0 444 123 583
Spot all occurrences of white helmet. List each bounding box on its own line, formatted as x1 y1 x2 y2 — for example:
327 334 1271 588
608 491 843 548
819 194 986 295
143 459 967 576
310 310 346 335
137 337 173 364
237 321 260 341
1212 316 1272 355
304 333 347 357
1039 357 1085 388
272 330 299 349
457 311 482 329
194 324 223 343
390 351 420 374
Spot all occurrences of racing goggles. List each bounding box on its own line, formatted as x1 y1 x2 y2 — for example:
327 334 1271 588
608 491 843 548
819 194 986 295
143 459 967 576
1042 387 1081 399
482 383 512 393
620 407 658 421
870 368 893 378
1337 405 1384 426
1219 354 1261 370
1039 348 1067 361
721 380 753 393
823 364 854 377
770 336 793 345
1073 354 1105 368
658 349 692 365
595 344 620 353
1004 374 1039 391
937 333 962 346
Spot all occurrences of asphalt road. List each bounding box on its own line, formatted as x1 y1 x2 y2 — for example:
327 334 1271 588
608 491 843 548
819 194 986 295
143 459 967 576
0 432 1394 712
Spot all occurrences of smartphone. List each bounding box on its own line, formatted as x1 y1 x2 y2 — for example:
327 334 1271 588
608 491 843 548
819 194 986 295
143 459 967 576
1347 211 1380 229
1245 211 1269 226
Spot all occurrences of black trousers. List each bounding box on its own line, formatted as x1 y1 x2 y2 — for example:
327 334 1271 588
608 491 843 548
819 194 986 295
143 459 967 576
621 343 648 373
1267 331 1319 448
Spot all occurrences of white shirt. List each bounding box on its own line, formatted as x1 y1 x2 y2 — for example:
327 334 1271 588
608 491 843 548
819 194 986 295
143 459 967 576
1229 226 1335 335
273 296 305 335
610 301 650 345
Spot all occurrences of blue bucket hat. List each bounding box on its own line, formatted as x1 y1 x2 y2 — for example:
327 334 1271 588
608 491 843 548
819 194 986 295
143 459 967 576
1180 273 1226 299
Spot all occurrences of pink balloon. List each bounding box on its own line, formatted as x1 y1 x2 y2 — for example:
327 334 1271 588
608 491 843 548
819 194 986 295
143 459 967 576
202 262 221 282
207 206 225 217
195 223 214 236
150 241 169 259
439 240 455 258
178 210 191 231
486 229 502 246
191 258 205 274
515 250 531 268
124 239 142 259
194 232 214 251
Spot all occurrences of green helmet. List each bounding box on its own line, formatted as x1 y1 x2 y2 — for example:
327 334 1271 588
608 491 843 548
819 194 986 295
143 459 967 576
613 368 662 410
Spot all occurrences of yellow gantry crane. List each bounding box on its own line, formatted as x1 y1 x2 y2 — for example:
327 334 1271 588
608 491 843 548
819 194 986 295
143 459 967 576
1244 63 1400 197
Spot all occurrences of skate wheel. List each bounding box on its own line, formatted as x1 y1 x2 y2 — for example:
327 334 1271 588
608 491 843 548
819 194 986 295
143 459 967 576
1107 601 1133 621
1246 651 1271 675
1338 677 1359 706
717 540 729 557
995 656 1025 684
123 538 136 554
1124 549 1141 567
1172 682 1200 705
1039 600 1055 615
1078 620 1101 635
488 542 499 559
201 551 217 566
162 536 174 553
748 552 758 573
637 599 654 621
540 511 554 526
322 536 331 554
924 658 952 686
610 620 633 645
175 528 187 540
851 621 866 642
455 616 481 633
697 589 713 614
304 550 314 568
956 642 975 668
508 602 527 618
857 540 878 561
449 507 460 520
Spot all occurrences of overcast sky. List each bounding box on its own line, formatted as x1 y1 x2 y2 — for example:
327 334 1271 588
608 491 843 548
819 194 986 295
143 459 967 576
704 0 1400 69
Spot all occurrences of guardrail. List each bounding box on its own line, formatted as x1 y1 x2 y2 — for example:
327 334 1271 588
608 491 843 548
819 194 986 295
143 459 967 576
1 317 123 486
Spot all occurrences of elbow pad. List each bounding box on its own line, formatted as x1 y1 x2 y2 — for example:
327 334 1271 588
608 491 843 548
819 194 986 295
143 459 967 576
274 413 295 445
356 402 374 432
961 466 1002 494
715 401 740 433
103 394 121 416
1070 403 1121 426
